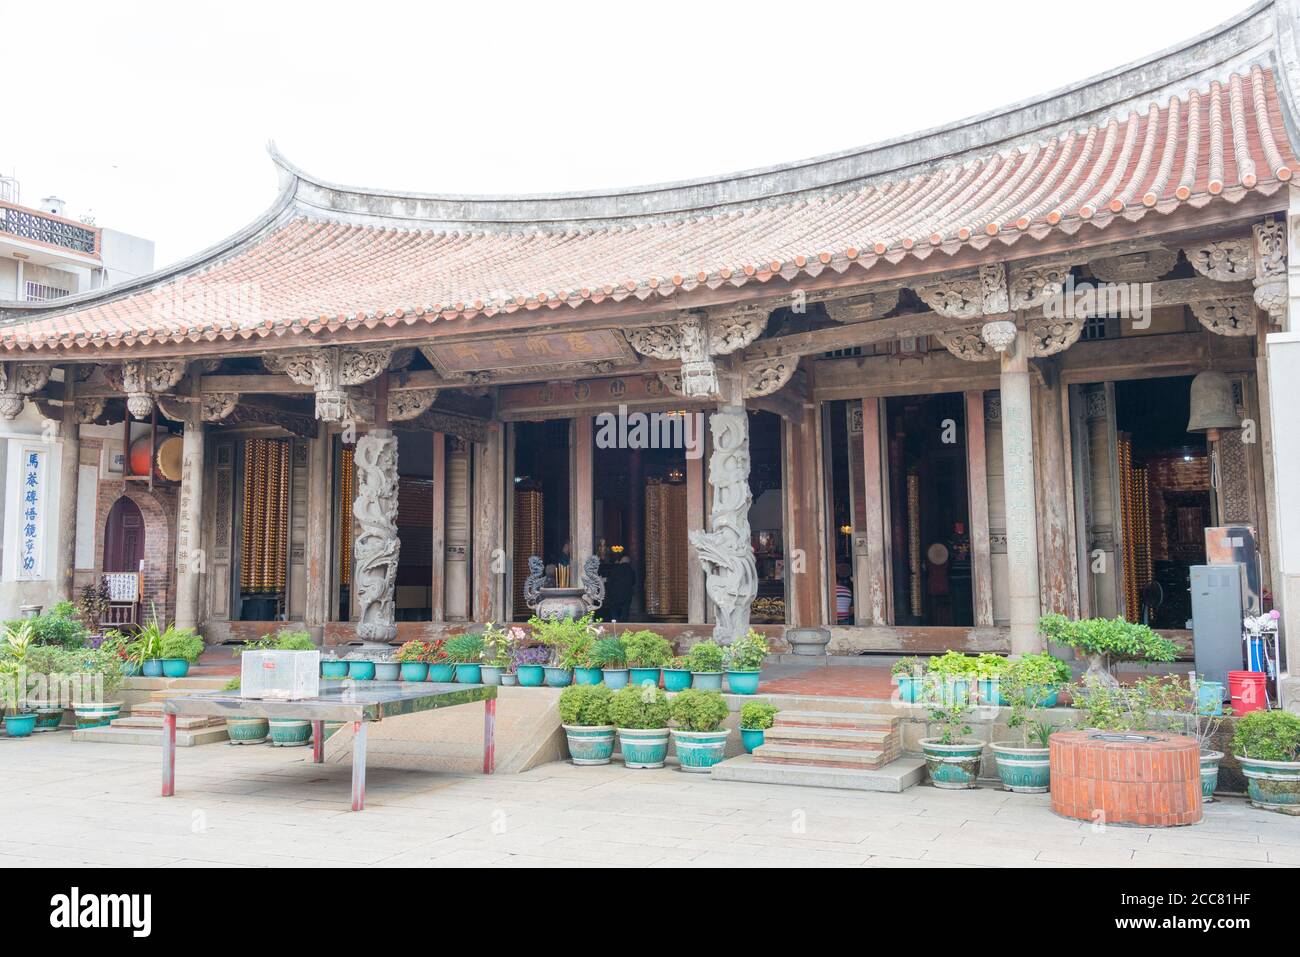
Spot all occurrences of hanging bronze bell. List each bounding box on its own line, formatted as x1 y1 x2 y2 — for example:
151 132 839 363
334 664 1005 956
1186 370 1239 439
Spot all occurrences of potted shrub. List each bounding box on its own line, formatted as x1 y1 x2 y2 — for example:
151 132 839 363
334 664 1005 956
919 681 982 789
558 624 597 688
687 639 725 690
1038 613 1177 686
558 683 615 765
425 638 454 681
513 644 549 687
623 629 672 687
446 633 484 683
396 640 431 681
128 613 167 677
927 650 976 705
891 656 926 703
530 615 598 687
739 700 779 752
609 683 671 768
972 653 1011 705
724 629 768 694
479 624 519 686
663 656 691 692
158 627 204 678
0 621 37 737
589 636 628 688
989 660 1057 793
1232 709 1300 815
669 688 731 771
574 646 604 686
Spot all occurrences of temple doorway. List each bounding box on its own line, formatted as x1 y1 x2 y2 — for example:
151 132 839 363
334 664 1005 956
233 437 292 622
885 393 973 627
748 410 786 624
393 429 434 621
511 419 571 620
103 496 144 574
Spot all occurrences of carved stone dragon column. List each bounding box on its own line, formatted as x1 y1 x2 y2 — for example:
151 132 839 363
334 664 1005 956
688 363 758 644
352 429 400 643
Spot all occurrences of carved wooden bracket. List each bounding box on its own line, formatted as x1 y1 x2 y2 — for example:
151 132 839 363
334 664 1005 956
263 346 392 422
388 387 439 422
657 353 799 398
1026 316 1084 357
102 359 187 419
1252 219 1287 324
1185 222 1286 326
626 305 768 398
0 362 54 420
1089 247 1178 283
1185 240 1253 282
1190 297 1257 337
824 290 899 323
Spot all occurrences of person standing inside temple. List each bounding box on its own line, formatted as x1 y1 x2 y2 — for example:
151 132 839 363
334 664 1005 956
835 563 854 625
604 555 636 621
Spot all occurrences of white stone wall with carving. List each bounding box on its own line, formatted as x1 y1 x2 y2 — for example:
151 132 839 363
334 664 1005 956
0 402 69 614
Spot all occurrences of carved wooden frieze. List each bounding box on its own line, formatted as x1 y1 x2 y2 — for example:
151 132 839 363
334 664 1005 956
104 359 187 419
824 290 899 323
202 392 239 422
916 272 984 319
980 319 1018 353
263 346 391 423
1190 297 1257 337
627 306 769 399
1008 260 1072 310
1184 240 1253 282
388 388 439 422
0 362 56 420
75 397 107 424
1253 219 1287 324
1090 247 1178 283
421 330 632 382
1026 316 1084 357
743 355 799 397
936 325 994 362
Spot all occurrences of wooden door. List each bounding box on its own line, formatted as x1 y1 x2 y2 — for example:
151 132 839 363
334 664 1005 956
104 496 145 573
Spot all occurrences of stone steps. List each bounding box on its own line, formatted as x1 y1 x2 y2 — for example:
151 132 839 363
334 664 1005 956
752 741 902 769
754 705 903 771
772 710 897 731
711 754 925 793
763 725 894 751
73 724 230 747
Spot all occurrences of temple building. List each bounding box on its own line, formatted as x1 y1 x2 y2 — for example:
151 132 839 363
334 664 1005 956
3 1 1300 704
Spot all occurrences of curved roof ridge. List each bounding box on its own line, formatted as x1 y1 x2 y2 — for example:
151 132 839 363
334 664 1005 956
278 0 1290 229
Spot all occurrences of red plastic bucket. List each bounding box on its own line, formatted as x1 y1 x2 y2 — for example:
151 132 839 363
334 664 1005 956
1229 671 1267 715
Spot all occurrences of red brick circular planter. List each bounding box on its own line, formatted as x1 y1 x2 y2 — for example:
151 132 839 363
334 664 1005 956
1050 731 1202 827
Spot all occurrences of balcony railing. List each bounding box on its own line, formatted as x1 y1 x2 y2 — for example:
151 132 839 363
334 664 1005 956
0 203 99 256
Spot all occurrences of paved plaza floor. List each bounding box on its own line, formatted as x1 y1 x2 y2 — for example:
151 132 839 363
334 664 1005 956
1 734 1297 868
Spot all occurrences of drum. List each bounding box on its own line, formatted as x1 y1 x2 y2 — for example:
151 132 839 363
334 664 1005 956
128 434 183 481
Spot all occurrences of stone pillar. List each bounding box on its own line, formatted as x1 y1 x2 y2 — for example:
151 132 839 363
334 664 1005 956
55 376 80 602
689 368 758 643
302 430 332 631
352 429 399 642
174 399 205 632
988 323 1042 653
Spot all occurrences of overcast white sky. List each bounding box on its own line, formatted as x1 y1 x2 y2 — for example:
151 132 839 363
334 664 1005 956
5 0 1244 266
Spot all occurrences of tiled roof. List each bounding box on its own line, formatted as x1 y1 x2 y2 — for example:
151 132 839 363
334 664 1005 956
1 66 1296 354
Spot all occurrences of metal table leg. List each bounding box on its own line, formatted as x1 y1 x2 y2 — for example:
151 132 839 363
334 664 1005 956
483 697 496 774
312 720 325 764
350 720 366 811
162 712 176 797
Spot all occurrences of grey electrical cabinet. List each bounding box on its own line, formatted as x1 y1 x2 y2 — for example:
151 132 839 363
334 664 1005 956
1190 564 1244 695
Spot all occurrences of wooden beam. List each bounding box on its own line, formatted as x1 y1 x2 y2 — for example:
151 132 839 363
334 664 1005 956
430 432 446 623
964 391 995 627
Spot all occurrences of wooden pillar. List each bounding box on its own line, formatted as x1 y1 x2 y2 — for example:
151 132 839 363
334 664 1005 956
302 429 332 630
55 374 79 602
571 415 594 570
1033 366 1078 618
785 403 824 627
999 329 1043 654
964 390 995 627
174 379 205 633
430 432 446 623
858 398 889 625
686 430 706 623
472 424 504 623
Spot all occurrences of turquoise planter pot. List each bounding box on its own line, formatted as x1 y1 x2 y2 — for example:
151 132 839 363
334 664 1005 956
663 669 692 692
121 661 142 677
740 728 765 753
601 668 629 689
1238 754 1300 814
616 728 670 768
544 667 572 687
427 663 455 682
34 707 64 731
921 739 983 789
1200 750 1223 801
691 672 723 691
374 661 401 681
142 659 164 677
629 667 660 688
895 674 924 703
348 660 376 680
517 664 545 687
72 702 122 729
991 742 1050 793
321 660 350 679
455 663 483 684
574 667 603 685
1198 682 1226 716
160 658 190 678
480 665 504 686
399 662 429 681
671 729 730 772
227 717 269 744
4 713 37 737
726 671 761 695
268 718 312 747
564 725 615 765
977 678 1008 706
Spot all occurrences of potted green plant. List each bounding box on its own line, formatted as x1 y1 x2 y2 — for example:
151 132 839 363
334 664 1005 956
128 610 168 677
723 629 768 694
739 700 779 752
446 633 484 683
663 655 691 692
558 683 615 765
989 657 1060 792
589 635 628 688
919 680 982 789
513 644 549 687
623 629 672 687
529 615 596 687
609 683 671 768
560 625 596 687
686 639 725 690
396 639 431 681
425 638 454 681
926 650 977 705
669 688 731 771
0 621 37 737
972 653 1011 705
1038 613 1177 686
158 627 204 678
479 624 517 686
1232 709 1300 815
891 656 926 703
